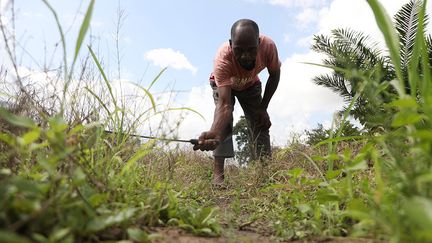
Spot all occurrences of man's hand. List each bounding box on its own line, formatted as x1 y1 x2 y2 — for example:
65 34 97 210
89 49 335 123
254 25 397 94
193 131 221 151
256 109 271 130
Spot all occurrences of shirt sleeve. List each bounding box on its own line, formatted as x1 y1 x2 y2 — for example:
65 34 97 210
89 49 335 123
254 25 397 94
265 38 281 71
213 47 233 87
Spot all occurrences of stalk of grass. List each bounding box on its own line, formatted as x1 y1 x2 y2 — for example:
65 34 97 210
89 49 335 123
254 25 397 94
304 62 366 171
42 0 94 115
297 151 326 181
41 0 68 85
87 45 128 138
68 0 94 90
367 0 404 96
417 0 432 99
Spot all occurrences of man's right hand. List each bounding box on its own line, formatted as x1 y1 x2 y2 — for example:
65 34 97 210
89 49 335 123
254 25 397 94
193 131 221 151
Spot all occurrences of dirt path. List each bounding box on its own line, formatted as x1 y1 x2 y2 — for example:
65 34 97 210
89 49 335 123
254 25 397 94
152 227 377 243
153 227 274 243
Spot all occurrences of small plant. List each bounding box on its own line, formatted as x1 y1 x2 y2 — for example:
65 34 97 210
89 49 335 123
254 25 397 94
0 1 219 242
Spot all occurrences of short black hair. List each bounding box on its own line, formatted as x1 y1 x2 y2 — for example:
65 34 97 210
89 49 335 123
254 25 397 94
230 19 259 40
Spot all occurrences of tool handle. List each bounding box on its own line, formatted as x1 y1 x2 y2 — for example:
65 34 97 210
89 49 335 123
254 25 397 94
189 139 220 146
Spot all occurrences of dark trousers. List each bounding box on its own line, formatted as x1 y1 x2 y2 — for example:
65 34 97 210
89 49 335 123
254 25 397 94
210 81 271 159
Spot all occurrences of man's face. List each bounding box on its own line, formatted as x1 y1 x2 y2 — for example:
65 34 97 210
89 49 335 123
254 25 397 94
230 28 259 71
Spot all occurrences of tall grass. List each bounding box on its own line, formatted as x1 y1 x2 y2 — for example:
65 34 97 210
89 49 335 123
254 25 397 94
0 1 219 242
304 0 432 241
1 0 432 242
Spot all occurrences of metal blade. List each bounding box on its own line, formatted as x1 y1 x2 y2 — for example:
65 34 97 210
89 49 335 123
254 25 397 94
104 130 198 144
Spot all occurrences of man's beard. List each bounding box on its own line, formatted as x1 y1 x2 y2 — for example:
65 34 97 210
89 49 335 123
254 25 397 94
240 60 255 71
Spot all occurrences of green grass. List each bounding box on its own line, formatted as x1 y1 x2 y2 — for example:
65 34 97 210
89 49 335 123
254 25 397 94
1 0 432 242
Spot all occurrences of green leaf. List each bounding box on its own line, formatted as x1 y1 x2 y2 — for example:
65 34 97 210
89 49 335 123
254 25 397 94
19 128 41 146
390 98 418 108
121 147 152 175
404 196 432 230
84 87 113 120
296 204 312 214
347 199 369 213
12 178 42 194
0 133 14 146
0 231 32 243
197 228 213 236
0 108 35 128
417 0 431 98
344 199 371 221
199 207 217 225
87 208 138 232
49 228 70 242
345 160 368 172
65 0 95 98
367 0 403 94
148 67 167 90
127 228 148 242
72 167 86 186
326 170 342 180
88 193 109 207
416 173 432 190
132 83 157 112
414 130 432 140
179 223 196 233
88 46 117 107
74 0 94 63
287 168 304 179
69 124 85 135
315 135 364 147
391 111 423 127
167 218 179 226
316 188 340 203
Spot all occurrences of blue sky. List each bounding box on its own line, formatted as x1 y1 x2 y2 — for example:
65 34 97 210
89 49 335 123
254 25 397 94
10 0 321 87
2 0 430 146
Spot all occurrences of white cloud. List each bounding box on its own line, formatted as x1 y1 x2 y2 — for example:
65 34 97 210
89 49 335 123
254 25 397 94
0 15 6 27
317 0 432 47
270 52 343 118
296 8 319 27
267 0 327 9
144 48 198 75
0 0 10 13
174 0 432 147
266 0 328 27
0 0 10 27
296 35 313 48
268 52 344 145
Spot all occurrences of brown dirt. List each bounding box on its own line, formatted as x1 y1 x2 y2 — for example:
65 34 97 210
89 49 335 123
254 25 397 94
152 227 275 243
151 227 380 243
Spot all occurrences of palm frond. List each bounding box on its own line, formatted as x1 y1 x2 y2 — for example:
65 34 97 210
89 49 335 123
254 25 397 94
332 28 383 62
394 0 422 69
311 34 334 55
313 73 352 101
426 35 432 68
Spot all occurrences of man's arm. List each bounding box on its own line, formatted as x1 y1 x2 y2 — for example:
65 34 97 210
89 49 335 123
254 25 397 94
211 86 233 140
255 68 280 130
193 86 233 151
261 68 280 110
